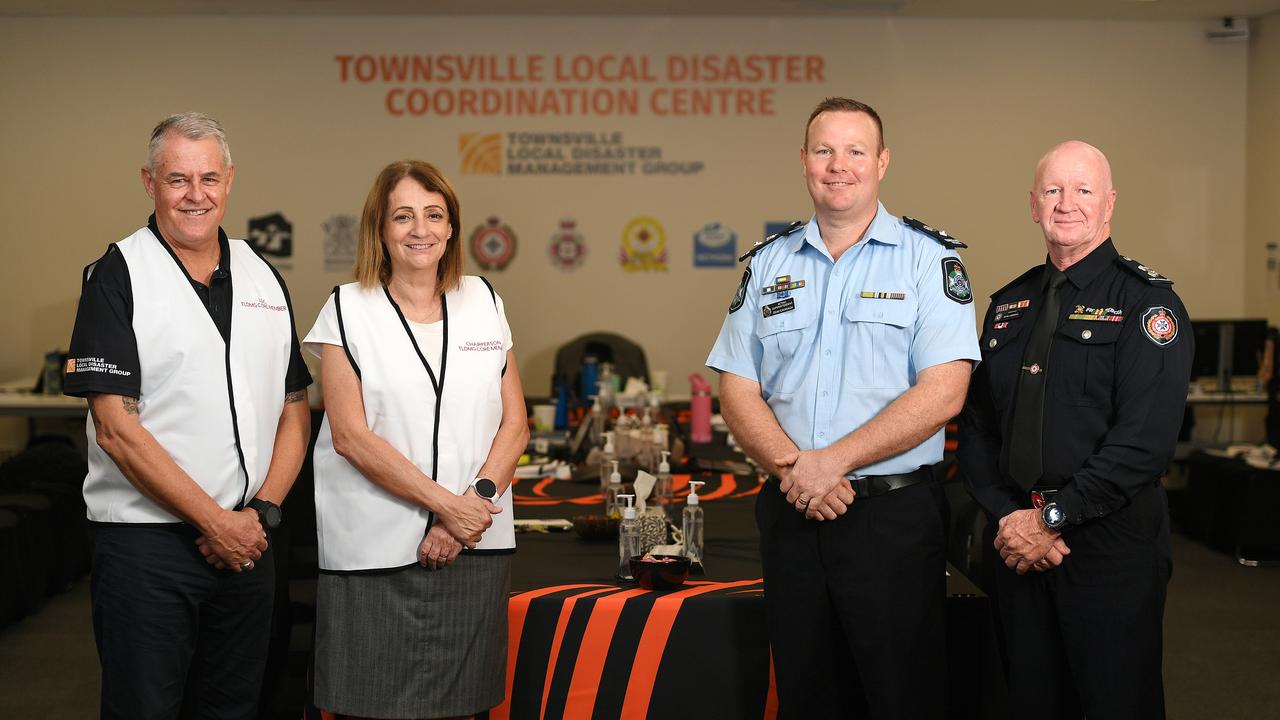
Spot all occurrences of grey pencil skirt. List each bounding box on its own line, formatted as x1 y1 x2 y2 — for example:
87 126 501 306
313 553 512 719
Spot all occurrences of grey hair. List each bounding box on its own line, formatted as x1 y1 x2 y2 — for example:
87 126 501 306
146 112 232 172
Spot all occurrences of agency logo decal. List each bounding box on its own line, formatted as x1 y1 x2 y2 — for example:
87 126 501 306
470 216 517 271
693 222 736 268
549 218 587 271
620 216 668 272
459 132 503 175
248 213 293 265
322 214 358 273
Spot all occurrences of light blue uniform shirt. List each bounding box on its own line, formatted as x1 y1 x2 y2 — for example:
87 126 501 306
706 203 981 475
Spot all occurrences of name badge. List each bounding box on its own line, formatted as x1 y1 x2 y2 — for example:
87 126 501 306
762 297 796 318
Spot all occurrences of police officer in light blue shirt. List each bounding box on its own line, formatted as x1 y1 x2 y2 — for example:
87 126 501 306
706 97 980 719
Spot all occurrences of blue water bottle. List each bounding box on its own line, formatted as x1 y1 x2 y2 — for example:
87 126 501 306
580 356 599 408
554 382 569 430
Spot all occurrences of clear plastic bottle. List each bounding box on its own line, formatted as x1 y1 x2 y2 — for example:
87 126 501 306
604 461 623 518
617 494 640 581
588 397 605 447
682 480 705 567
655 450 672 509
689 374 713 444
598 432 616 494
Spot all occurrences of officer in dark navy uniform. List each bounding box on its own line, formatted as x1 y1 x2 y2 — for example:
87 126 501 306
958 141 1193 720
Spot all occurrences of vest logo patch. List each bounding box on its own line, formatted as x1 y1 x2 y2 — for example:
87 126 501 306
459 340 503 352
240 297 287 312
66 356 132 377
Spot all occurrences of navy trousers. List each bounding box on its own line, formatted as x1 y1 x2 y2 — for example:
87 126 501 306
757 479 949 720
90 523 275 720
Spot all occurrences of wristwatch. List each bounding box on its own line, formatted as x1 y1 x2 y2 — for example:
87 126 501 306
247 497 282 530
1041 502 1067 531
472 477 498 500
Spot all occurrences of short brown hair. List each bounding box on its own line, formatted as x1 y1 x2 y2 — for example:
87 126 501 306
804 97 885 152
354 160 463 292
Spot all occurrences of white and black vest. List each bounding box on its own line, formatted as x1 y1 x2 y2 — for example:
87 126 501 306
313 277 514 572
83 227 293 523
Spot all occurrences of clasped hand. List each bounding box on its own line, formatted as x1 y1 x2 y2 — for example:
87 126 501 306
418 524 461 570
775 449 856 521
196 508 266 572
994 509 1071 574
437 486 502 548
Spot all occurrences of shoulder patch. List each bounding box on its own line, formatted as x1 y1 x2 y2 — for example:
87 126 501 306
1141 306 1179 347
729 266 751 313
902 216 967 249
1116 255 1173 285
941 258 973 304
737 220 804 263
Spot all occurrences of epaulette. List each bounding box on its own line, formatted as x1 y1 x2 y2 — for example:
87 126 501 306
902 216 967 249
989 264 1043 300
738 220 804 263
1116 255 1173 285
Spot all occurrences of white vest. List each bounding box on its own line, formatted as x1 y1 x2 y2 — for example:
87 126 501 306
83 227 293 523
312 277 514 572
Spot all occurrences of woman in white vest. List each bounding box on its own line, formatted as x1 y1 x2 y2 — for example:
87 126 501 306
304 160 529 719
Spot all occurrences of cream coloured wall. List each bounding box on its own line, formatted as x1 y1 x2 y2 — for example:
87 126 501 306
1247 12 1280 327
0 16 1250 424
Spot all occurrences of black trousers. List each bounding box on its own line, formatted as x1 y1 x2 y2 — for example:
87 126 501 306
90 523 276 720
996 484 1172 720
757 478 949 720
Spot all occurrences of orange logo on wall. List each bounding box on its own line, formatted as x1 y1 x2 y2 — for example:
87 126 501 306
459 132 502 175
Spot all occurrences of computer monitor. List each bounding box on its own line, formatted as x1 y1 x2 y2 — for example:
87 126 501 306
1189 318 1269 387
1230 320 1269 377
1191 322 1221 380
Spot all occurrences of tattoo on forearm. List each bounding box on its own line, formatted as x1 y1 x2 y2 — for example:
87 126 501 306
122 396 140 415
285 390 306 404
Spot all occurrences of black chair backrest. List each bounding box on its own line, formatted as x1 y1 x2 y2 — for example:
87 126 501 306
552 332 650 399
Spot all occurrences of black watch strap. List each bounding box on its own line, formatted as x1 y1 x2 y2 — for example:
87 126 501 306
247 497 282 530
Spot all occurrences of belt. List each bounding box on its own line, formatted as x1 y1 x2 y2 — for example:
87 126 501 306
847 467 933 498
769 467 933 499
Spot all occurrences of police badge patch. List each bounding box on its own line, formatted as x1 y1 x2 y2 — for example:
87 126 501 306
941 257 973 304
1141 306 1179 346
729 266 751 313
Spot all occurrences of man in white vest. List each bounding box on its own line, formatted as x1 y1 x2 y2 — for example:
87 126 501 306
63 113 312 719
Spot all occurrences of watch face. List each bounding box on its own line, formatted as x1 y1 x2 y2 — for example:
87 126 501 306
1044 503 1065 528
249 499 282 529
262 505 282 529
474 478 498 500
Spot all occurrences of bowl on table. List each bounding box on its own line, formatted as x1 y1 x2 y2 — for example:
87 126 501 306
571 514 619 540
629 554 692 590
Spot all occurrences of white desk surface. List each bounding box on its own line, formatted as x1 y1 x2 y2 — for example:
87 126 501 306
1186 390 1269 404
0 378 87 417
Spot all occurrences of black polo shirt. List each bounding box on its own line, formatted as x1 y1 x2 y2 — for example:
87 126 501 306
64 215 312 399
958 238 1193 526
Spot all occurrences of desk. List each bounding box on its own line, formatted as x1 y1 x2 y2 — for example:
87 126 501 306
1183 452 1280 564
0 390 86 418
1186 391 1268 404
0 378 86 419
481 473 1003 720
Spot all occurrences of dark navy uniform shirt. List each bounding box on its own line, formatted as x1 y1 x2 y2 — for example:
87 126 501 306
958 238 1193 526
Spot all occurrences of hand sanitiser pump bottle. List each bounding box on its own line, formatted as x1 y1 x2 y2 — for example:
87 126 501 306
617 495 639 581
682 480 705 568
